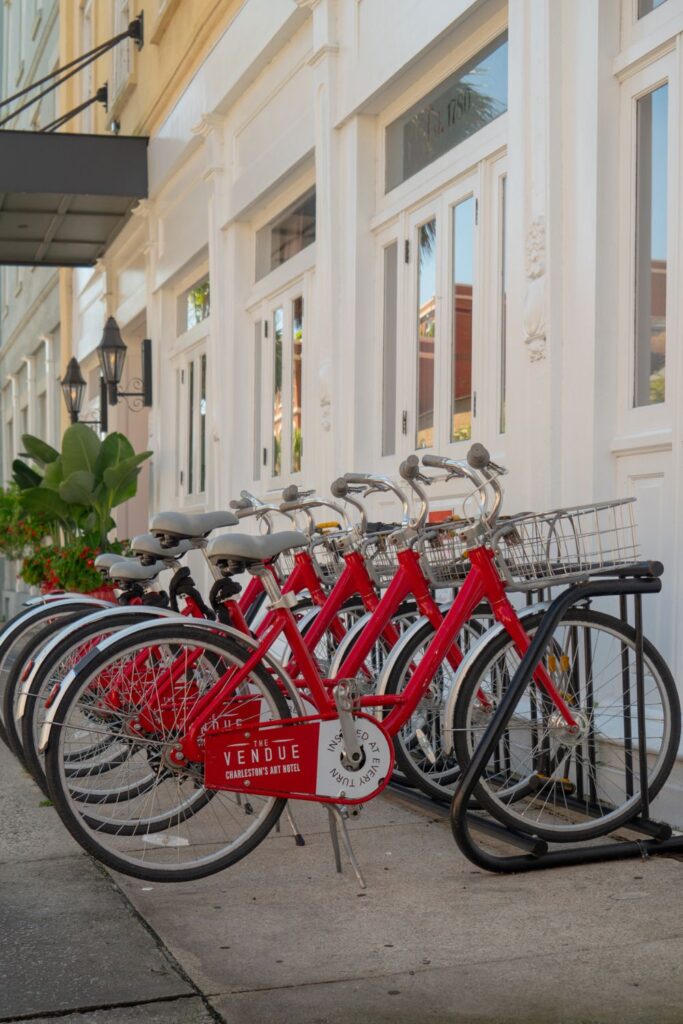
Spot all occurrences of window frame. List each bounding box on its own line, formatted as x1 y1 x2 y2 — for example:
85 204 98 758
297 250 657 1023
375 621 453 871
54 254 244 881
249 274 311 492
616 53 678 440
171 263 211 509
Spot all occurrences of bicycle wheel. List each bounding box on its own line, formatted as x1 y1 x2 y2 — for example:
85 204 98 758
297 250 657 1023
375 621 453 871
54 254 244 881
451 608 681 841
0 598 111 748
45 622 289 881
20 608 173 796
380 610 491 801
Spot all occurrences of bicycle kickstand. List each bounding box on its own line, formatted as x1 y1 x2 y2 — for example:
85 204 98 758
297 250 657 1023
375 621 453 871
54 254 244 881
326 804 367 889
285 804 306 846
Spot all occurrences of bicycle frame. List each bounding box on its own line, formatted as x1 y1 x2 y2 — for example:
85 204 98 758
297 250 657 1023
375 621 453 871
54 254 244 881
173 543 576 768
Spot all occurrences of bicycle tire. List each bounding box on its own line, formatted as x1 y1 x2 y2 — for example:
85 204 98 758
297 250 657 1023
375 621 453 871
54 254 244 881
451 608 681 841
45 622 289 881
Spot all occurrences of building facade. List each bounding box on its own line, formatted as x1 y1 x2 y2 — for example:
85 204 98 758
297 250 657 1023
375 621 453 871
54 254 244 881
1 0 682 809
0 0 62 616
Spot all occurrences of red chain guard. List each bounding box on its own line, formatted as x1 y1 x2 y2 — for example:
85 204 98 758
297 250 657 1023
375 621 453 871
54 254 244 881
204 712 394 805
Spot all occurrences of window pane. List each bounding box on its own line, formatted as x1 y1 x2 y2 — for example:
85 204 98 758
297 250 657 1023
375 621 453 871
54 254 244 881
199 354 207 493
187 361 195 493
291 297 303 474
253 321 262 481
451 197 474 442
181 277 211 332
416 219 436 449
499 176 508 434
382 242 398 456
256 188 316 281
638 0 668 16
386 35 508 192
634 84 667 408
272 307 283 477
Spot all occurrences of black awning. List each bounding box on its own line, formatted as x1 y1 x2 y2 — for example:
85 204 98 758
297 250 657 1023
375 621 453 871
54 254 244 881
0 130 148 267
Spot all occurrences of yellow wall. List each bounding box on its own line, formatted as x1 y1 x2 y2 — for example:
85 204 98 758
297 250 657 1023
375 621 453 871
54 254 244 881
58 0 243 137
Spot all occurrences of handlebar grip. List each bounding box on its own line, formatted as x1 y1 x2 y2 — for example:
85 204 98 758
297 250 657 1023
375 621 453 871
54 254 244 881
399 454 420 481
230 498 251 510
330 477 349 499
467 443 490 470
344 472 372 485
421 454 450 470
282 484 299 502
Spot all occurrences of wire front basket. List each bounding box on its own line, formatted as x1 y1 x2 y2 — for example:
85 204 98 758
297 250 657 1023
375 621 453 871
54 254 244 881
415 520 470 587
363 530 401 588
309 532 346 586
495 498 640 590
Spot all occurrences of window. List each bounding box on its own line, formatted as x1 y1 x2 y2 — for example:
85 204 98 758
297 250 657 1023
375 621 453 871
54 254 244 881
416 219 436 448
253 283 307 483
634 83 668 407
253 321 262 481
638 0 668 16
385 34 508 192
255 188 316 281
179 276 210 333
499 175 508 434
381 242 398 456
450 196 475 442
378 154 508 458
177 351 207 499
111 0 132 103
174 268 210 503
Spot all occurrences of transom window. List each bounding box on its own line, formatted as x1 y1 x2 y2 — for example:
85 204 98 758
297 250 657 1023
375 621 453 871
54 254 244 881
638 0 668 17
255 188 316 281
385 34 508 192
179 275 211 333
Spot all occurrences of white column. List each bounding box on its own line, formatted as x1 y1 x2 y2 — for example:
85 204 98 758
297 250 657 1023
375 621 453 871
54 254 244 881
39 334 57 447
306 0 341 489
191 114 230 511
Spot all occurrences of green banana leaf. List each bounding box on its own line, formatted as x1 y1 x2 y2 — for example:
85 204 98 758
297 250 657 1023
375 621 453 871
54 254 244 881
20 433 60 466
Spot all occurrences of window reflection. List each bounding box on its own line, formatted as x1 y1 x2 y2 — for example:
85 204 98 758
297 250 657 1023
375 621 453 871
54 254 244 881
291 297 303 473
272 308 283 476
416 219 436 449
386 35 508 191
451 197 474 442
634 84 667 407
638 0 668 17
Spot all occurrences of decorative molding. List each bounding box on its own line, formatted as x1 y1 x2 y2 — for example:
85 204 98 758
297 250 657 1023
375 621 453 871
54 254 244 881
523 216 546 362
309 43 340 68
191 113 225 141
610 428 673 457
191 114 227 182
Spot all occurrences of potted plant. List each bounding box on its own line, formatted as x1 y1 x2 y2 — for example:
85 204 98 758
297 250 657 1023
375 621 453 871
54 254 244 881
8 424 151 597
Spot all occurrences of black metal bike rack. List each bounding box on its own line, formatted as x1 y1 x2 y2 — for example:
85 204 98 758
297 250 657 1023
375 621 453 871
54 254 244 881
450 564 683 872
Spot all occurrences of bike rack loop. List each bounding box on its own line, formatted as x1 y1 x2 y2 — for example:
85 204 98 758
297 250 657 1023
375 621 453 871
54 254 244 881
450 565 683 873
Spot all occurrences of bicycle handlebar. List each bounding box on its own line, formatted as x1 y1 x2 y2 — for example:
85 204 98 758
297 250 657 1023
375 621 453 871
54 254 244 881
343 472 411 527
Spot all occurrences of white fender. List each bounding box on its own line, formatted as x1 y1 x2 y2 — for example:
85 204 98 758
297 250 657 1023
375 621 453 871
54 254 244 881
39 616 306 751
15 605 178 720
0 596 113 653
327 603 432 681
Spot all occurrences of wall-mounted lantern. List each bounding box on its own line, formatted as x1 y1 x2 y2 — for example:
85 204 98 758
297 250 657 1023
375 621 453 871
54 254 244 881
60 357 108 432
97 316 152 410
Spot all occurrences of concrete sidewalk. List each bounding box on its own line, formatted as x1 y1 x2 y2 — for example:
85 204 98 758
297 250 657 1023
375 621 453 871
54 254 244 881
2 741 683 1023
